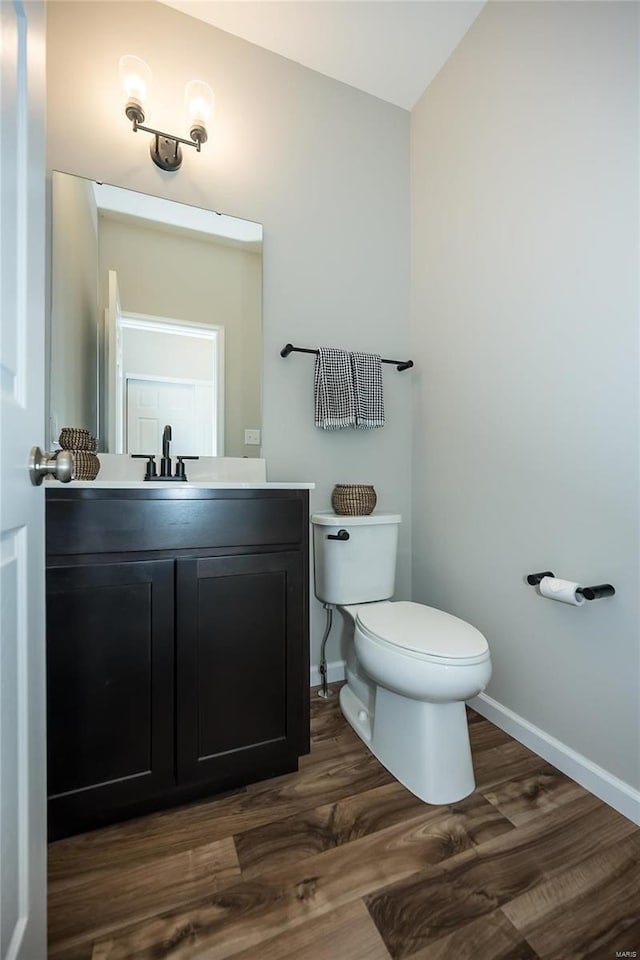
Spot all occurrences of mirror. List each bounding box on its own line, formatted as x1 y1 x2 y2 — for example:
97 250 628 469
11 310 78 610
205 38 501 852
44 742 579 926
49 171 262 457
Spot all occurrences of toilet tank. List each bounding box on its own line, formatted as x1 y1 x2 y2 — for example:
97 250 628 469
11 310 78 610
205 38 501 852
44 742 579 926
311 512 401 605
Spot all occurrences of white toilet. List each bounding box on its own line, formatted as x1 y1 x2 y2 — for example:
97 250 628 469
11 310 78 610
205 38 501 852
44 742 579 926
311 511 492 804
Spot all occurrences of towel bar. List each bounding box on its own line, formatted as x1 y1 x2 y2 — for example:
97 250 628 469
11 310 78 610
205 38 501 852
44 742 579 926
280 343 414 372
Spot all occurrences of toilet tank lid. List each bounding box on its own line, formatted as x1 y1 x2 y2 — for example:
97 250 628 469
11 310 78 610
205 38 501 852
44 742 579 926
357 601 488 659
311 511 402 526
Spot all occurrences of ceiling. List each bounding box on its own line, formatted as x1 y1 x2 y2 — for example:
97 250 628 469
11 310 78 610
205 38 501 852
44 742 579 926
159 1 485 110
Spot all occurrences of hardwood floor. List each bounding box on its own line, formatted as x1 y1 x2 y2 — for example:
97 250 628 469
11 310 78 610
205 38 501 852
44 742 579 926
47 688 640 960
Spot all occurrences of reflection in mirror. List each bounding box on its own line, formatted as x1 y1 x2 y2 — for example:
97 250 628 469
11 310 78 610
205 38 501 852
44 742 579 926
49 172 263 457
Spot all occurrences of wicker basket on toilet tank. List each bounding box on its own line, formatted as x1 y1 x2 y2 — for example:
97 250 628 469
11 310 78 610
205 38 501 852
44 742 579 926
331 484 377 516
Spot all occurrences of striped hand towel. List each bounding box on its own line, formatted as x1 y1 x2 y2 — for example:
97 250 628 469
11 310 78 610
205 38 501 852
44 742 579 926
351 352 385 429
314 347 356 430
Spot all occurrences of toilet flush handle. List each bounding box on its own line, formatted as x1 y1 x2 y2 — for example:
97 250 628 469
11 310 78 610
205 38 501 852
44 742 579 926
327 529 350 541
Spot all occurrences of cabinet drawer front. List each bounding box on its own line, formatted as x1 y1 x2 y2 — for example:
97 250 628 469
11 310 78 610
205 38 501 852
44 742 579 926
46 496 304 556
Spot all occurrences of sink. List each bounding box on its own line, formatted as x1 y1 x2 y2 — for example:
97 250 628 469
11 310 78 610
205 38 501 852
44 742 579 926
95 453 267 484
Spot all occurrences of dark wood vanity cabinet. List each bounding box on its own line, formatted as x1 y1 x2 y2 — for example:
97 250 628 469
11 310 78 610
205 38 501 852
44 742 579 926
45 488 310 839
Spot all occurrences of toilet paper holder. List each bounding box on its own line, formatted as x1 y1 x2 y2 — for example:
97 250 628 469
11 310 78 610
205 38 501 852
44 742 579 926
526 571 615 600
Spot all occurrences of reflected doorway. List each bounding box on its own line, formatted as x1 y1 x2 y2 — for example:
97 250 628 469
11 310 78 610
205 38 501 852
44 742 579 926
114 308 224 455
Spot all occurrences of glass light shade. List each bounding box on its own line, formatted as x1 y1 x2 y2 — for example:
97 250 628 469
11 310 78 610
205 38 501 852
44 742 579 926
119 55 152 106
185 80 214 126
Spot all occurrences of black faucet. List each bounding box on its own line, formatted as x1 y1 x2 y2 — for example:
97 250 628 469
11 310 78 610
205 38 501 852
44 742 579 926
160 424 172 477
131 423 199 480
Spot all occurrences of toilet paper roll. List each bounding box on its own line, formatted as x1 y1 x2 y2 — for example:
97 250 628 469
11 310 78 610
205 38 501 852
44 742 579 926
539 576 585 606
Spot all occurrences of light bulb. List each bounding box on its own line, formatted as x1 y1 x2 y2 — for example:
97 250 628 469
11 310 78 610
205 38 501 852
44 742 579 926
119 55 152 122
185 80 214 144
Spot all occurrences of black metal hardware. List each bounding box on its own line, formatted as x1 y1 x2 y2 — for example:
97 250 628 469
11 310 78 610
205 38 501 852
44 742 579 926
131 454 157 480
327 529 350 541
576 584 616 601
175 455 199 480
131 452 199 481
159 425 173 477
133 428 199 481
526 571 615 600
138 123 203 149
526 571 555 585
128 115 205 172
280 343 413 373
141 472 186 482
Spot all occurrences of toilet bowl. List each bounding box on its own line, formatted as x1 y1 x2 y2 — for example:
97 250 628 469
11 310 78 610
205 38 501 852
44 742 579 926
311 512 492 805
341 600 491 804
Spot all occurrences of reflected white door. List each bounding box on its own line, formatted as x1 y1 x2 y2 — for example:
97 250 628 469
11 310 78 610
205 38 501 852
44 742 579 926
126 378 197 455
0 3 47 960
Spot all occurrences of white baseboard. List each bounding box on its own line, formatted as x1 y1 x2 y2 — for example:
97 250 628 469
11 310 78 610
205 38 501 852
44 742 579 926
470 692 640 826
310 659 346 688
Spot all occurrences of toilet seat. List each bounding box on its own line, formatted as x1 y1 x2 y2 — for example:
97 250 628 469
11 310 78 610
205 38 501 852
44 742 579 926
356 600 489 666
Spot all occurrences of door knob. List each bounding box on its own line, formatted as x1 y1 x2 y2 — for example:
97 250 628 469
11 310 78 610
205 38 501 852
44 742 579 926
29 446 75 486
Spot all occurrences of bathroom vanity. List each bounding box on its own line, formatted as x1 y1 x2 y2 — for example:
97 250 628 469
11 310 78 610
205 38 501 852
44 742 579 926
45 483 310 839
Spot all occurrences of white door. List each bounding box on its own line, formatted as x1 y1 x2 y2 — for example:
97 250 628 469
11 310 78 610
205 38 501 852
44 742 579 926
0 3 47 959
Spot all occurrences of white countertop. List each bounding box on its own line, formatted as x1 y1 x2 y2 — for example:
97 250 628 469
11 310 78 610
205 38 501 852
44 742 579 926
49 480 315 490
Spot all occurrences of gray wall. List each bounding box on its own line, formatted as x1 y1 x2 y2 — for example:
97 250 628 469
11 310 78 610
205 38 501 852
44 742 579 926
46 1 412 667
411 2 639 789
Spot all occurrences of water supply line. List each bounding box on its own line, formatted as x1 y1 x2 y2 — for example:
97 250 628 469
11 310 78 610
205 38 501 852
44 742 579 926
317 602 335 699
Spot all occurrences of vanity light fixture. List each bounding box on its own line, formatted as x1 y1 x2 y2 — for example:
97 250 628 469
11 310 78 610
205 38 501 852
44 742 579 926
119 55 214 172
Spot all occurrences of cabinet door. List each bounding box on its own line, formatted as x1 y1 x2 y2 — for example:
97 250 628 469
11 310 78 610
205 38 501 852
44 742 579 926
176 552 305 785
47 559 174 836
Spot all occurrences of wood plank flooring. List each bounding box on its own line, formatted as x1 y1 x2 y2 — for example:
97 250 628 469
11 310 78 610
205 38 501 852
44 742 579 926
48 688 640 960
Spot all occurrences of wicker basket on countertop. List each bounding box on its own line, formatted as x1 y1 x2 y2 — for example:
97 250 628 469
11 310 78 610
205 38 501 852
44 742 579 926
66 450 100 481
58 427 97 452
331 483 377 516
57 427 100 480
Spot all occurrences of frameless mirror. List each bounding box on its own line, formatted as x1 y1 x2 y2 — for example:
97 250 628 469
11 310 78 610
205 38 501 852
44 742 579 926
49 171 262 457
